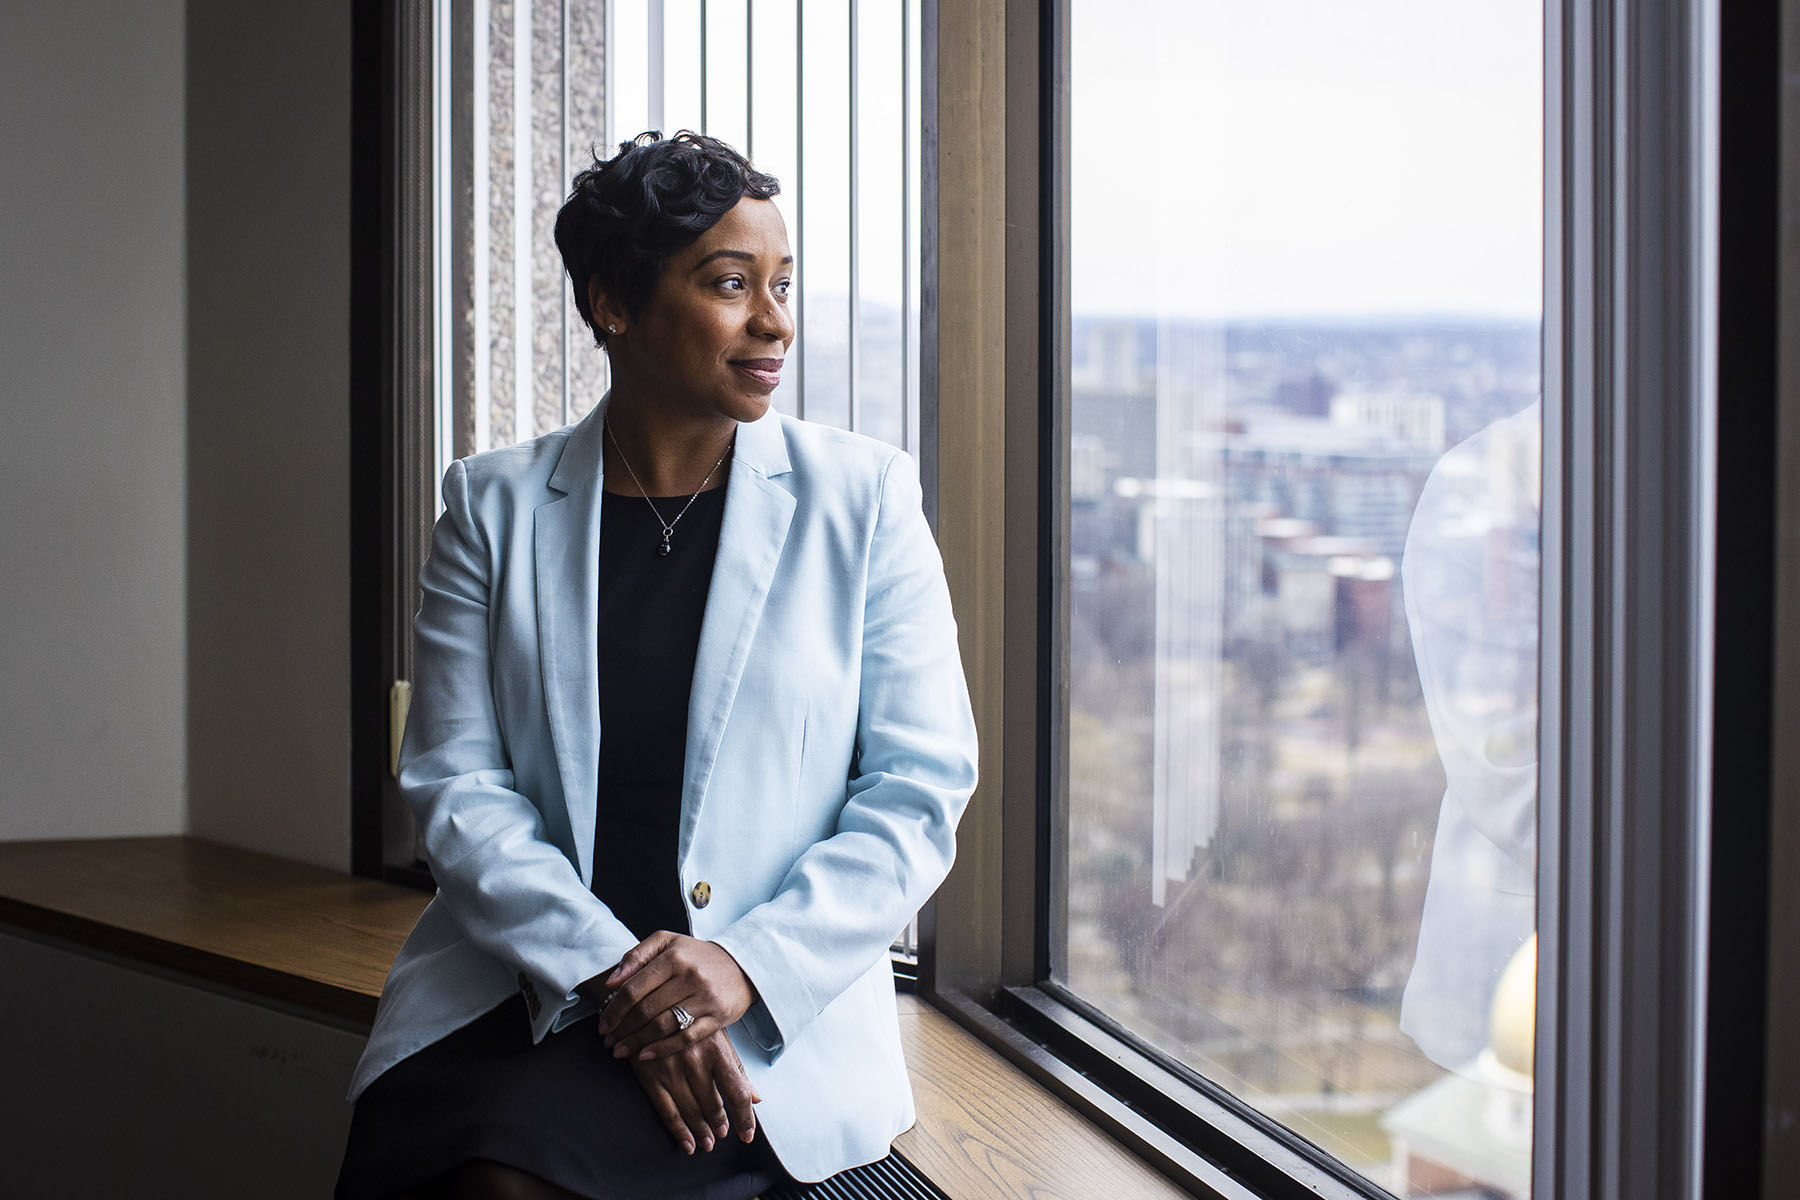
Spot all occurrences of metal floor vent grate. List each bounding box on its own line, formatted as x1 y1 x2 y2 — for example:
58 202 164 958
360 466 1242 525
761 1151 951 1200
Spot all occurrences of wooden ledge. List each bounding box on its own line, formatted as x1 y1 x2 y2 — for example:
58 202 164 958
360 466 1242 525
0 837 1188 1199
0 836 426 1023
895 1000 1190 1199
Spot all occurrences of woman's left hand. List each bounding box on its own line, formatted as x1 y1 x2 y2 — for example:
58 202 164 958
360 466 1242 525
594 931 757 1060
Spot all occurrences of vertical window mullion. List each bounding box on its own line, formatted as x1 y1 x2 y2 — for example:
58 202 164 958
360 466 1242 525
793 3 806 419
847 0 860 435
434 0 457 478
1042 0 1073 991
511 0 533 444
900 0 913 455
649 0 666 133
559 0 570 428
1542 0 1716 1196
744 0 754 161
1537 0 1583 1193
602 0 615 145
470 0 492 457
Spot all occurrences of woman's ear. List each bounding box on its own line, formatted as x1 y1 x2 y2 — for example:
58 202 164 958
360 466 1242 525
588 279 625 339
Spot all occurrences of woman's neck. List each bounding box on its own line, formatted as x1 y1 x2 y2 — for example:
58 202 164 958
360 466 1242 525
600 394 737 497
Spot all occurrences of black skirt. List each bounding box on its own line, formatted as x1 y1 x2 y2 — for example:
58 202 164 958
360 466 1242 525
334 996 787 1200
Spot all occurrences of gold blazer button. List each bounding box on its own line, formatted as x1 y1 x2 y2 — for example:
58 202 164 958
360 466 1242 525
690 880 712 909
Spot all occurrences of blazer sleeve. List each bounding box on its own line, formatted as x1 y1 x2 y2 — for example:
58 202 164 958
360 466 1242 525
399 458 641 1042
712 451 979 1054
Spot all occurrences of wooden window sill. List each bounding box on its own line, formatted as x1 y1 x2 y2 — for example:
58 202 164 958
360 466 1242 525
0 836 1188 1200
0 836 424 1023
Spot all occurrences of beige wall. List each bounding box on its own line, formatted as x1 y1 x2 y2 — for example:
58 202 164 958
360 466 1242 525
184 0 354 868
0 1 354 864
0 0 189 840
0 0 371 865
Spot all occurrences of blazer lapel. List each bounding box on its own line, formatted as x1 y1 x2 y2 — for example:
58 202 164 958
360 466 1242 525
679 412 795 862
536 400 609 883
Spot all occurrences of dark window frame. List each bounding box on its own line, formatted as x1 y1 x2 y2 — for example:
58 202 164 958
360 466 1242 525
351 0 436 891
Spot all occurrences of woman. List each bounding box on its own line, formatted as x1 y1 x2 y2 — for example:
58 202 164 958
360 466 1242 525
336 132 978 1199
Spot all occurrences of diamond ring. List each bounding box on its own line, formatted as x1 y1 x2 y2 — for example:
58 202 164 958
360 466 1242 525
671 1004 695 1031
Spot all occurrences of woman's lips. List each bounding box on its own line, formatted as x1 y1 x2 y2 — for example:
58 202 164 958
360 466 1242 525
732 359 783 388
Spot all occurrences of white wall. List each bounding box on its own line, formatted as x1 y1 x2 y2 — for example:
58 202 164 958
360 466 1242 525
0 0 188 840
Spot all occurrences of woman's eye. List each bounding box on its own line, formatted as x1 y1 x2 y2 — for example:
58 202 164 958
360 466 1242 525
718 277 746 292
774 280 792 299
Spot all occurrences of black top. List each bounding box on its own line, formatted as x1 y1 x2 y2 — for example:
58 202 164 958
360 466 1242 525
592 483 729 940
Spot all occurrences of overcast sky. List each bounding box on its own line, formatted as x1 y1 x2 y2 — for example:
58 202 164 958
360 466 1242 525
1069 0 1543 320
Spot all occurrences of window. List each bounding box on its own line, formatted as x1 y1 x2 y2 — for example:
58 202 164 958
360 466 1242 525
360 0 924 882
350 0 1780 1193
921 0 1759 1197
1055 3 1542 1194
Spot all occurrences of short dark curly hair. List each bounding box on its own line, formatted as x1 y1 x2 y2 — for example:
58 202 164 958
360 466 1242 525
554 130 781 347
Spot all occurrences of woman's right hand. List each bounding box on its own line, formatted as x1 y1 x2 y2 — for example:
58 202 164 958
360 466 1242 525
628 1027 761 1155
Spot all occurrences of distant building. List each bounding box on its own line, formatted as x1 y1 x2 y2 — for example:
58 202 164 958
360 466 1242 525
1272 369 1335 418
1255 527 1384 659
1331 390 1447 453
1220 414 1440 558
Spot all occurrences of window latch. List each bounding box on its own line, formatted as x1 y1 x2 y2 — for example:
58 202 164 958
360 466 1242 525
389 680 413 777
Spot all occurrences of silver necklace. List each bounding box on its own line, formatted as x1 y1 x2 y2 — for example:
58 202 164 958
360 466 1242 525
604 420 732 557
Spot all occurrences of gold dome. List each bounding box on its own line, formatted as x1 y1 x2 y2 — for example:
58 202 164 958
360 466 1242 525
1489 933 1537 1077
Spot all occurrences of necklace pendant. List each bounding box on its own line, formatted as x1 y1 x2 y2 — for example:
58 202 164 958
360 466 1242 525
658 537 672 557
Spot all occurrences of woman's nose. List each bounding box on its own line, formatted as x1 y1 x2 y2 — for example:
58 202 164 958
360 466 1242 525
750 291 794 341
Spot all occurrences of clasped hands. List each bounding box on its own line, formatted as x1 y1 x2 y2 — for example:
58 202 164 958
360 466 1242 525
584 931 760 1155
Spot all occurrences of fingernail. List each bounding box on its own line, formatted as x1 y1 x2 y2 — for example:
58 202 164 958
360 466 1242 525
700 1137 713 1152
637 1049 654 1061
613 1045 628 1058
682 1141 694 1155
602 1035 614 1048
715 1122 729 1139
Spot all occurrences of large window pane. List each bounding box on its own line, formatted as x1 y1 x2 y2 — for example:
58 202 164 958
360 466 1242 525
1055 2 1544 1196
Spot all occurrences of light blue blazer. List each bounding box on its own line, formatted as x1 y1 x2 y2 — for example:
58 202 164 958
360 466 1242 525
347 398 979 1183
